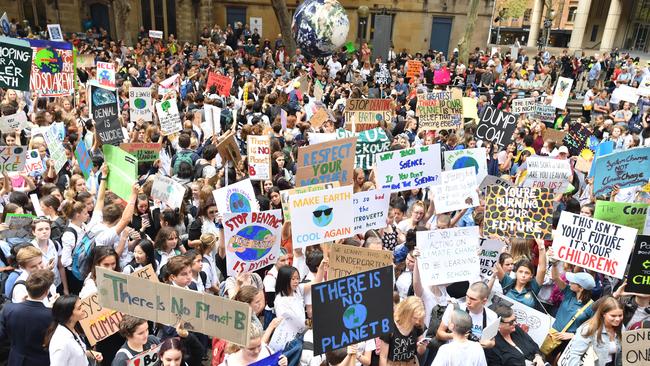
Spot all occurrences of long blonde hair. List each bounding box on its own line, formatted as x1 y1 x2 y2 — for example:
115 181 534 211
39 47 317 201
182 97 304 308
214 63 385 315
582 296 623 344
394 296 425 330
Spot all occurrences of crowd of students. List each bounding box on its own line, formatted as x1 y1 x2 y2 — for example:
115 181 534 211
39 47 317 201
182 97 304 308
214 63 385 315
0 16 649 366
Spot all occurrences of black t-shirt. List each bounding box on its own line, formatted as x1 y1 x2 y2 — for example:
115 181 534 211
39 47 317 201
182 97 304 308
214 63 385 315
380 325 424 362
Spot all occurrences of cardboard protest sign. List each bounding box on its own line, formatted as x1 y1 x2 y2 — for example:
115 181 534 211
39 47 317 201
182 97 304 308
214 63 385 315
23 149 45 175
96 267 252 345
511 98 536 115
563 123 592 157
312 266 393 355
151 175 186 209
593 148 650 196
90 83 123 145
622 329 650 366
0 37 32 91
28 39 73 96
479 238 506 279
79 292 124 345
96 61 115 87
522 156 572 192
119 143 160 163
127 344 162 366
129 87 152 122
352 189 390 235
0 213 35 242
476 105 517 148
247 135 271 180
280 182 339 222
406 60 423 79
103 145 137 201
551 77 573 109
216 130 241 163
206 72 233 97
201 104 222 138
416 226 480 285
289 185 354 249
148 30 163 39
375 144 442 192
0 111 28 134
77 54 95 68
532 103 556 123
328 244 393 279
483 186 554 240
552 211 637 279
132 264 159 282
543 128 566 145
489 293 554 346
344 99 392 132
416 89 463 130
0 146 26 173
41 125 66 173
156 99 182 136
223 210 282 276
213 178 260 213
595 201 649 233
295 137 356 187
75 140 93 179
443 147 488 184
462 97 479 123
336 128 390 169
479 175 513 193
625 235 650 295
431 167 479 214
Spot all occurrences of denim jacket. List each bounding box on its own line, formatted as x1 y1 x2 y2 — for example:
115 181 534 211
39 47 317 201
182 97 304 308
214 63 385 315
560 323 622 366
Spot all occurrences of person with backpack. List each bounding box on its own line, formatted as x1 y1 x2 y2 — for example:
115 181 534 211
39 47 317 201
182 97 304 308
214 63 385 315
171 133 200 176
60 200 90 295
31 217 67 295
111 315 160 366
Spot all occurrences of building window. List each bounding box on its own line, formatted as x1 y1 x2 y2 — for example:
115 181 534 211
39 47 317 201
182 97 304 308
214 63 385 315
22 0 47 28
590 24 599 42
523 9 531 22
567 7 577 22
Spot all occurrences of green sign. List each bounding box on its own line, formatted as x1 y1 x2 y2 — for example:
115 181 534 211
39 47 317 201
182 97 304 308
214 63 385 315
594 201 649 232
103 145 137 201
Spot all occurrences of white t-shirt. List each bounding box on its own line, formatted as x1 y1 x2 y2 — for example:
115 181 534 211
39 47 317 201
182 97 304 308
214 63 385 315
441 303 498 340
432 340 487 366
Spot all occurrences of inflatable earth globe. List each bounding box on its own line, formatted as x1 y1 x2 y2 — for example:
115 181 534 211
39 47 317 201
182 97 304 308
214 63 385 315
292 0 349 57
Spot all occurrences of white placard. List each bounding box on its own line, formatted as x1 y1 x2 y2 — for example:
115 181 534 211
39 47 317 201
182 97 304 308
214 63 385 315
511 97 536 114
23 149 44 175
0 111 27 133
247 135 271 181
250 17 263 36
155 99 181 136
149 30 163 39
443 147 488 184
638 75 650 97
352 189 390 234
490 292 554 346
481 317 501 341
522 156 572 192
479 237 506 279
268 296 305 352
375 144 442 192
47 24 63 41
431 167 479 214
151 175 186 209
129 87 152 122
30 194 45 217
611 84 640 105
308 132 337 145
416 226 480 285
201 104 222 138
551 77 573 109
213 178 260 214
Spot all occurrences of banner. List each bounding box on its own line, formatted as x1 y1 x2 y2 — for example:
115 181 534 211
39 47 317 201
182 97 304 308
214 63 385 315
96 61 115 87
444 147 488 184
280 182 339 222
129 87 152 122
622 329 650 366
0 145 26 173
533 104 557 123
352 189 390 234
23 149 45 175
376 144 442 192
522 156 572 192
328 244 393 279
0 37 32 91
511 98 536 115
90 83 123 146
295 137 356 187
103 145 137 201
626 235 650 295
119 143 160 163
151 175 186 209
416 89 463 130
223 210 282 276
28 39 73 96
128 344 162 366
336 128 390 169
96 267 252 345
595 201 649 233
563 123 592 157
0 111 28 134
416 226 480 285
489 293 554 346
75 139 93 179
483 186 554 240
344 99 392 132
289 185 354 249
551 77 573 109
406 60 422 79
431 167 479 214
311 266 393 355
79 292 124 346
593 148 650 196
476 105 517 148
213 178 260 213
205 72 233 97
156 99 182 136
552 211 637 279
479 238 505 278
247 135 271 181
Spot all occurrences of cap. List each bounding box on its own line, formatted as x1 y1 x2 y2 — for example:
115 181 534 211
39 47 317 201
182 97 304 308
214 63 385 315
566 272 595 290
558 146 569 155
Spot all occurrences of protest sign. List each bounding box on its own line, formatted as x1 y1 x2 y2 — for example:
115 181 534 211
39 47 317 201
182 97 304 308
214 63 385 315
552 211 637 279
622 329 650 366
156 99 182 136
543 128 566 145
0 145 26 173
213 178 260 213
462 97 479 123
595 201 649 233
0 111 28 133
79 292 124 345
511 98 536 115
431 168 479 214
127 344 162 366
289 185 354 249
41 125 66 173
268 296 306 352
374 63 391 85
90 83 123 145
30 194 44 217
129 87 152 122
312 266 393 355
148 30 163 39
0 13 9 35
248 351 282 366
352 189 390 234
376 144 442 192
328 244 393 279
309 132 337 144
216 130 241 163
563 123 592 157
280 182 339 222
119 143 161 163
588 141 614 178
206 72 233 97
0 213 35 242
0 37 32 91
96 267 252 345
533 103 556 124
522 156 572 192
638 75 650 97
310 107 329 129
443 147 488 184
223 210 282 276
23 149 45 175
479 175 513 193
151 175 186 210
406 60 423 79
103 145 137 201
28 39 73 96
484 186 554 240
416 226 480 285
201 104 222 138
551 77 573 109
96 61 115 87
479 238 506 278
77 54 95 68
295 137 356 187
625 235 650 295
611 84 640 105
336 128 390 169
75 139 93 179
344 99 392 132
247 135 271 180
593 148 650 196
47 24 64 41
489 293 554 346
416 89 463 130
132 264 159 282
476 105 517 148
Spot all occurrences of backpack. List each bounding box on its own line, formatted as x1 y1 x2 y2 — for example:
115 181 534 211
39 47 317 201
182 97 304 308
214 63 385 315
194 160 210 180
70 231 97 281
424 303 450 357
173 150 195 175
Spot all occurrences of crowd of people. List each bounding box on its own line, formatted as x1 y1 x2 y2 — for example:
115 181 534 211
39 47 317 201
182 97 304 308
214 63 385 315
0 15 649 366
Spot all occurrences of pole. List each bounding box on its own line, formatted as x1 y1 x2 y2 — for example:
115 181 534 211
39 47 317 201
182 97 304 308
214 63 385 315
487 0 497 46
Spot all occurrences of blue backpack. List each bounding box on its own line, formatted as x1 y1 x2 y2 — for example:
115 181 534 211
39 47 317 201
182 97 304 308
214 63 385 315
70 231 97 281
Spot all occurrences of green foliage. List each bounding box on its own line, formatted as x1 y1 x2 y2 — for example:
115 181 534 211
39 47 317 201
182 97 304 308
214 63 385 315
497 0 530 19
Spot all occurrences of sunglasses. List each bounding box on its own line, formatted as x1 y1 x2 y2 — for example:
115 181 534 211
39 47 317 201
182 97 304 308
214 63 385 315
500 319 517 325
312 208 333 218
232 199 244 210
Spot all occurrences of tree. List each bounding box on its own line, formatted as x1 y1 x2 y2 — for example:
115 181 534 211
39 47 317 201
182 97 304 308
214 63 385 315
496 0 529 20
114 0 131 45
457 0 480 64
270 0 297 56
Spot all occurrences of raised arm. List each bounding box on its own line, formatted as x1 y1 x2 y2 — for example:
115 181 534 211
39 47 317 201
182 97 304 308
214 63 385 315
535 240 547 286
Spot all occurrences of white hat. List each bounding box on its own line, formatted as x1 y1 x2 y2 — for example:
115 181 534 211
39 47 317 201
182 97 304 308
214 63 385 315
558 146 569 155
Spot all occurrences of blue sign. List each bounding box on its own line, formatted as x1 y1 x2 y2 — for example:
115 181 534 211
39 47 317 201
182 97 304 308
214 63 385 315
248 351 282 366
588 141 614 178
74 139 93 179
593 147 650 196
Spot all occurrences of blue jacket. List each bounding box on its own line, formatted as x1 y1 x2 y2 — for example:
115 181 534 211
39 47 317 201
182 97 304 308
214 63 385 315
0 300 53 366
560 322 622 366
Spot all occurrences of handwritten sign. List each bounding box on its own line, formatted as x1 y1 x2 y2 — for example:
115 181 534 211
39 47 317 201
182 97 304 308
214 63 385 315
91 83 123 146
296 137 356 187
522 156 572 192
375 144 442 192
28 39 73 96
206 72 233 97
406 60 423 79
0 146 26 173
563 123 592 157
129 87 152 122
489 293 554 346
551 77 573 109
41 125 66 173
483 186 553 240
96 61 115 87
416 89 463 130
479 175 513 194
511 98 536 115
79 292 124 345
0 38 32 91
151 175 186 209
103 145 137 201
625 236 650 295
280 182 339 222
119 143 161 163
622 329 650 366
0 111 28 133
336 128 390 169
352 189 390 234
23 149 45 175
444 147 488 184
247 135 271 181
156 99 182 136
328 244 393 279
593 148 650 196
479 238 505 279
344 99 391 132
132 264 159 282
476 105 517 148
148 30 163 39
595 201 649 233
75 140 93 179
128 344 162 366
213 178 259 213
416 226 480 285
431 167 479 214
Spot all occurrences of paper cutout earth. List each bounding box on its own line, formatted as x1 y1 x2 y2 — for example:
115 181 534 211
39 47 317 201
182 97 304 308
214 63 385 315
232 225 273 261
343 303 367 329
133 98 147 109
452 156 479 175
292 0 349 57
229 192 252 213
34 48 63 74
